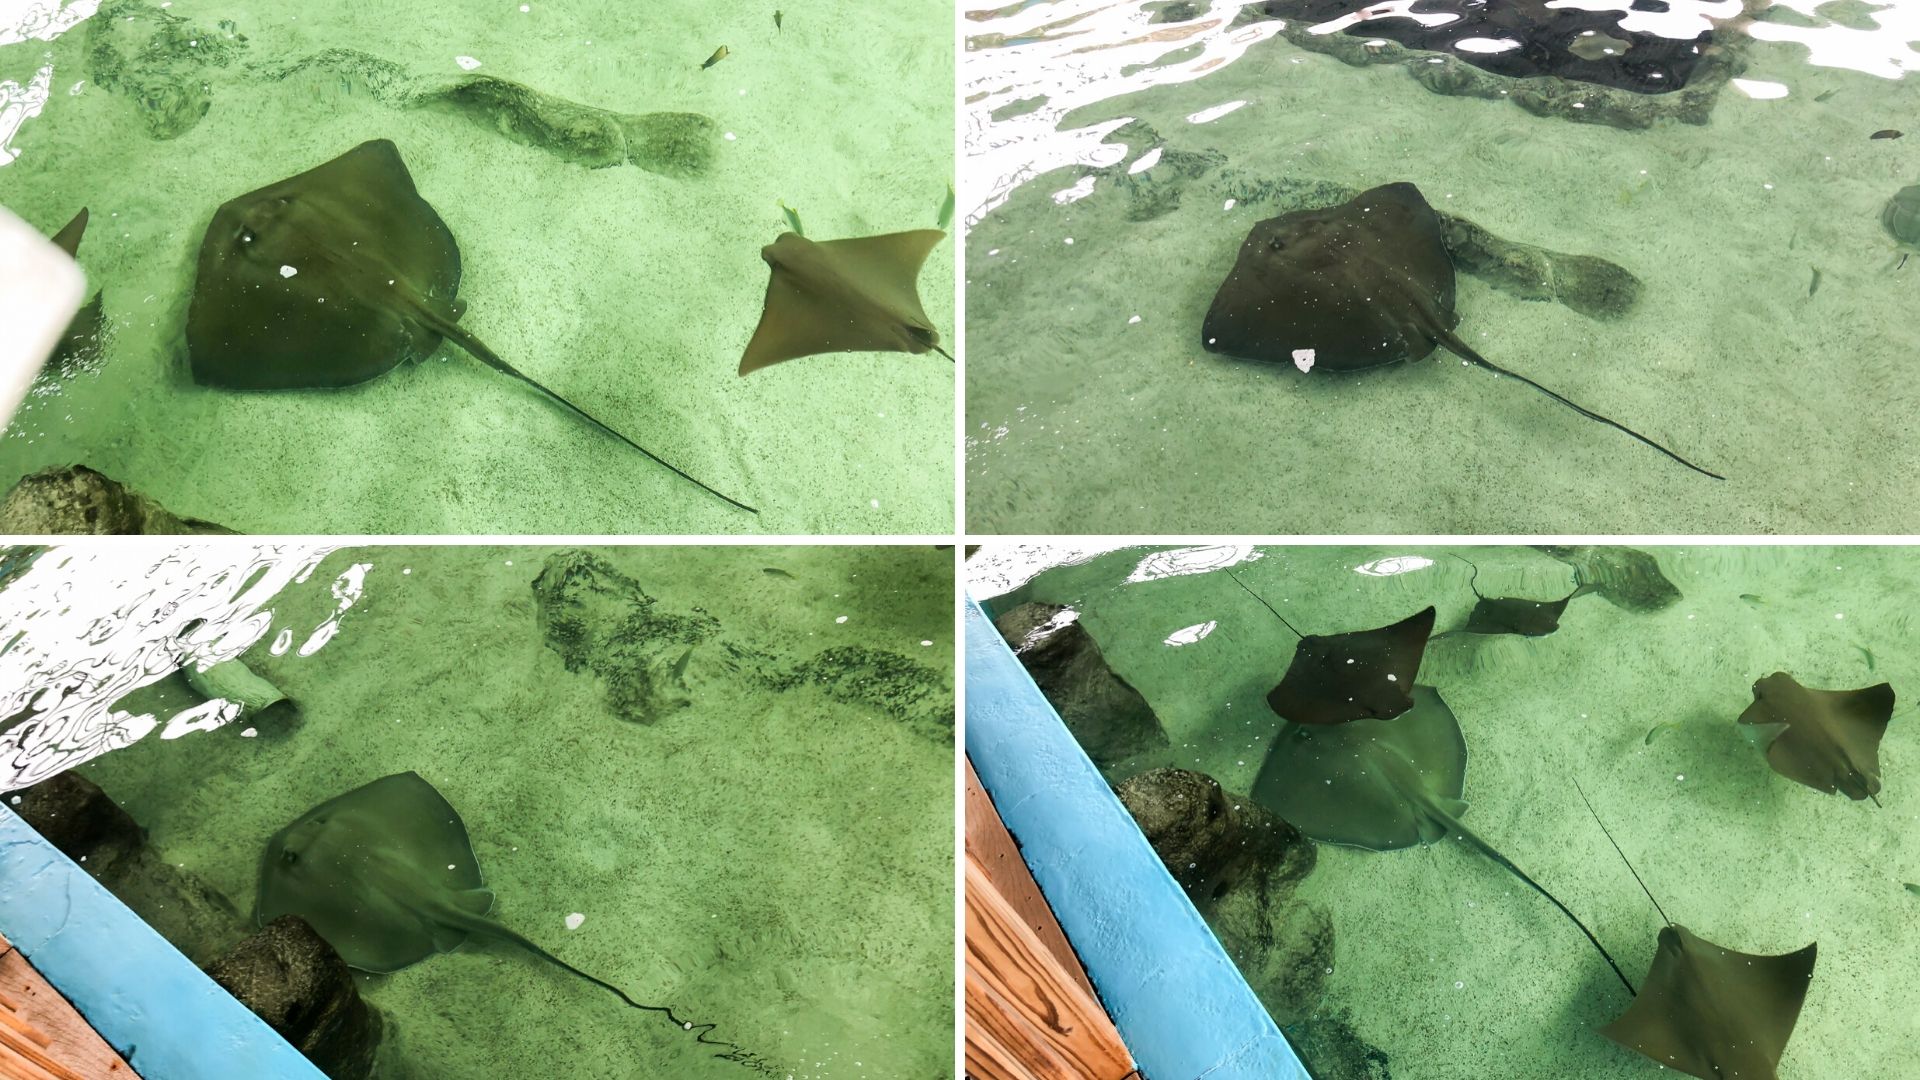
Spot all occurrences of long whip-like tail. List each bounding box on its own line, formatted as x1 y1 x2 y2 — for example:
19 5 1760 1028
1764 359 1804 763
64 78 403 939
436 321 759 513
1438 330 1723 481
460 912 785 1076
1445 814 1636 996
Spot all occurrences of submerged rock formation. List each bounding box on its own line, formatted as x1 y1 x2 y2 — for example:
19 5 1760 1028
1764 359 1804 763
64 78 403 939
992 601 1169 765
1113 767 1331 1024
205 916 385 1080
0 465 233 535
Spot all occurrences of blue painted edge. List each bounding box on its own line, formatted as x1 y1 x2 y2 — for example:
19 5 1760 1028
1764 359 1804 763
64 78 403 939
0 807 327 1080
964 596 1310 1080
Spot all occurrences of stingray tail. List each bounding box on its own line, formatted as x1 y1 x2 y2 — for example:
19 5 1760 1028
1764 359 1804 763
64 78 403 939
1446 815 1636 996
1436 330 1723 481
449 911 783 1074
431 319 759 514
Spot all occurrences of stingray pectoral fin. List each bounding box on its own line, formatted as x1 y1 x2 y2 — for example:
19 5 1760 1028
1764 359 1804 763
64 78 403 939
424 314 758 514
1434 329 1723 480
50 208 88 258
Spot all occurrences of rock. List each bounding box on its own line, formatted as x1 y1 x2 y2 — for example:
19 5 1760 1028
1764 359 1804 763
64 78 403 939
205 916 384 1080
3 771 144 876
86 0 247 140
1114 767 1331 1023
4 771 247 963
992 602 1168 764
1285 1008 1393 1080
1212 882 1335 1025
531 550 722 724
1112 767 1314 905
773 645 953 739
262 51 719 177
0 465 233 534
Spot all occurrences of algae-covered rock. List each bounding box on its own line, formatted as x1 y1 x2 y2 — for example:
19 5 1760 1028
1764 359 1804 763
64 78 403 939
206 915 385 1080
993 601 1168 764
0 465 233 534
86 0 246 139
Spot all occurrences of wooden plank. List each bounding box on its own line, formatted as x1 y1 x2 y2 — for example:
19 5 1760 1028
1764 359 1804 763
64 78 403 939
964 758 1096 998
0 934 139 1080
966 853 1135 1080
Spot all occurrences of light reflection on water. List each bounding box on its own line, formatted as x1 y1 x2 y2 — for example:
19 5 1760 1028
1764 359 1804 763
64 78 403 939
964 0 1920 222
0 544 361 788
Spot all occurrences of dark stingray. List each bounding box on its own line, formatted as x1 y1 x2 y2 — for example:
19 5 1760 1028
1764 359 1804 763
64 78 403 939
46 208 104 369
1577 782 1817 1080
259 772 772 1067
185 139 754 513
1737 672 1893 804
1451 555 1579 637
1199 182 1721 479
739 229 951 375
1252 685 1631 989
1230 571 1434 725
1252 0 1710 94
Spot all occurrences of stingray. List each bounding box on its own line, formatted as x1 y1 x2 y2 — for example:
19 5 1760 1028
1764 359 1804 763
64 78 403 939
1737 671 1893 805
1449 554 1579 637
45 208 105 369
1199 182 1721 479
1228 569 1433 725
1251 684 1631 990
1576 782 1817 1080
739 229 951 375
185 139 754 513
258 772 772 1067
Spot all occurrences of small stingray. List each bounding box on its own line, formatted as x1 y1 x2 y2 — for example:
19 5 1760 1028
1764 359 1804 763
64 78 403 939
186 139 754 513
46 208 104 369
1450 554 1578 637
1251 685 1630 989
739 229 951 375
1577 782 1817 1080
1737 672 1893 804
1231 570 1433 725
1199 182 1721 478
1535 545 1681 613
259 772 773 1068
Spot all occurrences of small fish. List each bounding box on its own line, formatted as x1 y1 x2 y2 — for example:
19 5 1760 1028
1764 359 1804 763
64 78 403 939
1645 721 1678 746
778 199 803 237
1808 267 1821 298
1907 882 1920 896
937 183 955 231
1872 129 1903 140
1814 88 1837 102
774 10 783 30
702 46 729 69
1857 644 1877 672
1739 593 1765 607
762 567 795 579
671 645 695 682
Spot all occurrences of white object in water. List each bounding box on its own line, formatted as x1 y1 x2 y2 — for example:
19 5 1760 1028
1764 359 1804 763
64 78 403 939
0 204 85 430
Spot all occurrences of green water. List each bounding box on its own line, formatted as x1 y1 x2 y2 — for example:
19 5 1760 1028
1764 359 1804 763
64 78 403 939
0 1 953 534
990 544 1917 1079
964 3 1920 533
27 544 954 1078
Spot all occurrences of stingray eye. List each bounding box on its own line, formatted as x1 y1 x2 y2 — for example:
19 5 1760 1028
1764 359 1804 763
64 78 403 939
281 848 299 866
1267 237 1286 252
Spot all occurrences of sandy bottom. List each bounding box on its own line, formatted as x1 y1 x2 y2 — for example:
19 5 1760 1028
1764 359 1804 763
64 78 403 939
965 10 1920 533
0 0 953 534
994 544 1918 1078
70 544 954 1079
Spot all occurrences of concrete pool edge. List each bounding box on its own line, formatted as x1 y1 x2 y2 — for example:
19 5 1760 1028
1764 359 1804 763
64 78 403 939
0 806 325 1080
964 595 1310 1080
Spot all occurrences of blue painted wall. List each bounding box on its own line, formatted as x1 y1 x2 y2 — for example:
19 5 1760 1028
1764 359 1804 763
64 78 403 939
0 807 326 1079
965 596 1311 1080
